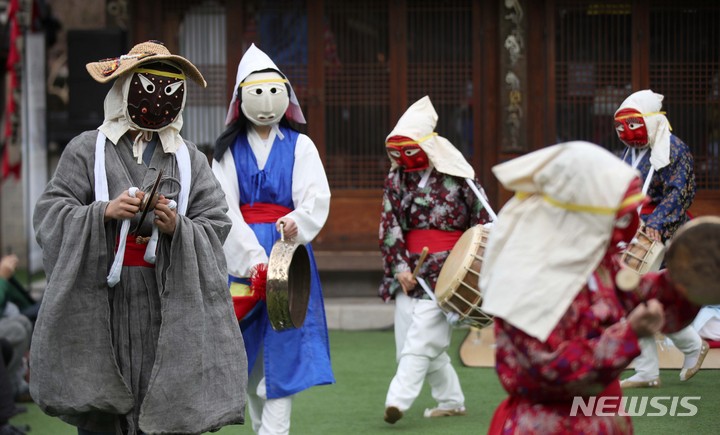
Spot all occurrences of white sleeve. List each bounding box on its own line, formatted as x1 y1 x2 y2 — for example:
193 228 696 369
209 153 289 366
212 148 268 278
287 134 331 245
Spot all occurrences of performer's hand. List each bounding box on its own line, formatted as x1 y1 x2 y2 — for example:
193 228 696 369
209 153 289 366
645 227 662 242
153 195 177 235
105 190 144 221
627 299 665 338
396 271 417 294
276 217 298 240
0 254 18 279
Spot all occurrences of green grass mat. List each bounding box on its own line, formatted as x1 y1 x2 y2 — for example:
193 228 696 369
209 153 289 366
10 329 720 434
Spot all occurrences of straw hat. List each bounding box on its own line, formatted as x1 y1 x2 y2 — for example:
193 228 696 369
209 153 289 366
86 40 207 87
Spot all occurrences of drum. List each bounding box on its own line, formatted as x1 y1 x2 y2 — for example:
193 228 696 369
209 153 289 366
266 224 311 331
620 228 665 274
435 225 494 328
665 216 720 306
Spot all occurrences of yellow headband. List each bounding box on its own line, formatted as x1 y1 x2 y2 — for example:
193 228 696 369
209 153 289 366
614 110 672 131
386 132 437 147
619 192 647 210
614 111 666 121
240 78 289 87
134 67 185 80
516 191 646 216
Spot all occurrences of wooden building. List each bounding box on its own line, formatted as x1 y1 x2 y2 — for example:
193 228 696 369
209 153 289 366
124 0 720 267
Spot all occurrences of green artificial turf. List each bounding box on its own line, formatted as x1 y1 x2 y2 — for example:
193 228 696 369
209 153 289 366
10 329 720 434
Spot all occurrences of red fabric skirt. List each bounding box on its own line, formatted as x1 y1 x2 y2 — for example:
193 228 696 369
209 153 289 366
488 380 623 434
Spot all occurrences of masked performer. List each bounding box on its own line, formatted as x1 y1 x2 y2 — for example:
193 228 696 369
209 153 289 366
379 96 492 424
32 41 247 435
212 44 334 435
613 89 708 388
480 141 702 434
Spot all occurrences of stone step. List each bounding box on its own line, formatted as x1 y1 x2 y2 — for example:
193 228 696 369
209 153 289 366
324 297 395 331
29 280 393 331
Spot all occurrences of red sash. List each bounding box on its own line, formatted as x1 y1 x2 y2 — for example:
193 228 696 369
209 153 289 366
116 235 155 268
240 203 293 224
406 229 463 254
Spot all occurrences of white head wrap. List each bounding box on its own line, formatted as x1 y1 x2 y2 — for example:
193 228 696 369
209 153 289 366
225 43 306 126
615 89 672 170
98 72 186 160
480 141 640 342
386 95 474 179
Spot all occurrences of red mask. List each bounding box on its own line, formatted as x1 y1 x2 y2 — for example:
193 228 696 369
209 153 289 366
386 136 430 172
614 108 648 148
610 177 646 252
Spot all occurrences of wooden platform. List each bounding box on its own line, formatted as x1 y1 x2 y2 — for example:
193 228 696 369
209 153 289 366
459 326 720 369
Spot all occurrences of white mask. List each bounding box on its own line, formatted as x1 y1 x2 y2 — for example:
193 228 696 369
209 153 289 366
240 71 290 126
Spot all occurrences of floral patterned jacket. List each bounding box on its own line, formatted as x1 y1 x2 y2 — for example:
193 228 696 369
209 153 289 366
378 168 490 301
622 134 695 242
490 255 701 434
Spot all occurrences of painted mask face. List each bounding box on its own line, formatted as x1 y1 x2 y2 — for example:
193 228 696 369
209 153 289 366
614 108 649 149
240 71 290 126
127 62 185 131
610 177 646 251
386 136 430 172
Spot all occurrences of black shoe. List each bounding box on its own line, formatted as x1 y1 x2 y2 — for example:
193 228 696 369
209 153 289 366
384 406 403 424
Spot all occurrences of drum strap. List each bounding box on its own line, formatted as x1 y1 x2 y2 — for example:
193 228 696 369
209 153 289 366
241 202 293 224
406 229 463 254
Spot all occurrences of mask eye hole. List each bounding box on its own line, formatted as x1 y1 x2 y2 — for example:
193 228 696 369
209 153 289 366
405 149 421 157
388 150 401 158
628 122 644 130
254 88 263 95
138 74 155 93
164 80 184 96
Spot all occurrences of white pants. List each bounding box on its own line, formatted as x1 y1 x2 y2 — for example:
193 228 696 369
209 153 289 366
385 293 464 412
632 325 702 378
247 349 294 435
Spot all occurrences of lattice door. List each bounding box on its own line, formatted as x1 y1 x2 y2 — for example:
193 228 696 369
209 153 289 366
649 2 720 190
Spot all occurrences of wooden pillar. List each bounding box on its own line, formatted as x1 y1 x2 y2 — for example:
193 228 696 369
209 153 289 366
526 0 551 151
632 0 650 89
388 0 407 122
544 0 557 147
129 0 163 44
478 0 499 207
307 0 326 160
225 0 245 108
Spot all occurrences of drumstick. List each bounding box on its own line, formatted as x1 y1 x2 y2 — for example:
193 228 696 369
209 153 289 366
412 247 430 279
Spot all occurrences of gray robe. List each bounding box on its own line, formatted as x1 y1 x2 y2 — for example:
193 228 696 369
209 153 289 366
31 130 247 434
